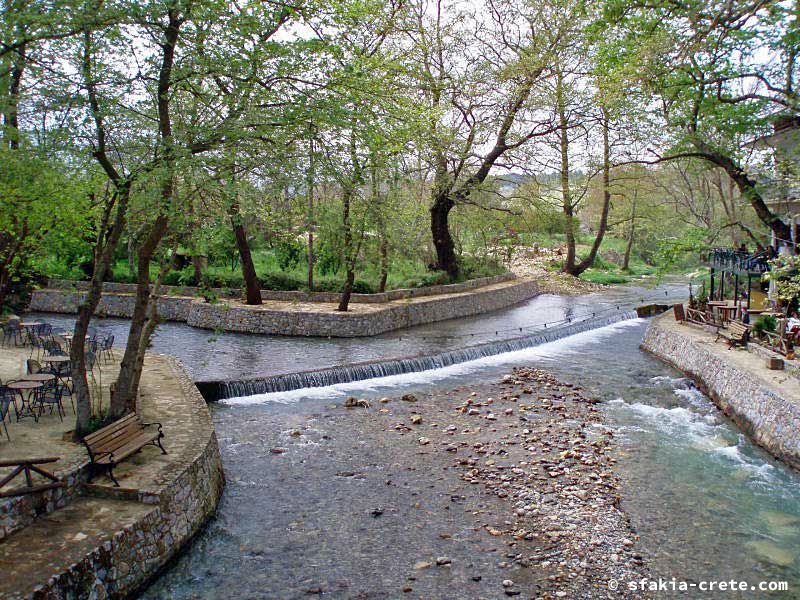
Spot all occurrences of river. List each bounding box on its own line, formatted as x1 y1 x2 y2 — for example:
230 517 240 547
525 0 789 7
32 280 800 597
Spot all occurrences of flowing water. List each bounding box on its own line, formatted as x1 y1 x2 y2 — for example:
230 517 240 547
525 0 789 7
31 280 800 597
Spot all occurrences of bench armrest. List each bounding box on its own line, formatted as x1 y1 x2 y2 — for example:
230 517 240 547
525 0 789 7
142 421 163 432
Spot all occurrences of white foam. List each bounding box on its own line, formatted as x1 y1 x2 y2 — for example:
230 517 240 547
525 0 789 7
222 318 646 405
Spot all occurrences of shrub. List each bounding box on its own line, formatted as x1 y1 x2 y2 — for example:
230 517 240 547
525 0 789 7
274 240 304 271
752 314 778 336
258 272 306 291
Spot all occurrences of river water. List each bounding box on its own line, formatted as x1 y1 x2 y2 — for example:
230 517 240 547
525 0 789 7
32 281 800 597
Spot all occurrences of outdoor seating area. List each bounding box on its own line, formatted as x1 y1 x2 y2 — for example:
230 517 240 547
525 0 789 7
0 321 123 492
0 318 114 442
676 298 800 360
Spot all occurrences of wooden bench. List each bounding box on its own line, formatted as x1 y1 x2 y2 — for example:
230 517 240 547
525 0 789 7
82 413 166 486
715 321 749 348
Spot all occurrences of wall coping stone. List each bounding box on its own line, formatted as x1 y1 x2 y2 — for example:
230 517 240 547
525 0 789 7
30 277 539 337
43 273 515 303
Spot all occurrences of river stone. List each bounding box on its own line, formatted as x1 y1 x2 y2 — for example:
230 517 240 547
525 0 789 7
761 510 800 528
746 540 796 567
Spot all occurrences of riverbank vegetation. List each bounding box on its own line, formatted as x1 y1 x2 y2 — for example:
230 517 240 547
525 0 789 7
1 0 795 432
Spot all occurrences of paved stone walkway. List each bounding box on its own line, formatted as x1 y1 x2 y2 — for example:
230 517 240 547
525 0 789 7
658 313 800 401
0 497 151 598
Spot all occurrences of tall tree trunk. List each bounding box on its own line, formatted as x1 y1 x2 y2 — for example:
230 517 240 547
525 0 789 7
229 201 261 305
3 40 25 149
338 185 355 312
570 110 613 276
111 7 181 418
73 30 133 437
71 186 130 438
556 72 577 274
307 136 315 291
623 189 637 271
430 189 458 278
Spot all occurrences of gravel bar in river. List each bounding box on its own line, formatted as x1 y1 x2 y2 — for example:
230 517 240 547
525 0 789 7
146 367 648 600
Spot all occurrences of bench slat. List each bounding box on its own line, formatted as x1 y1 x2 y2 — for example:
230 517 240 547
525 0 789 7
94 433 162 465
84 414 140 445
93 426 148 454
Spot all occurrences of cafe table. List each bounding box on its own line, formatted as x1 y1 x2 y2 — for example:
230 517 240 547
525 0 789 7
6 380 43 422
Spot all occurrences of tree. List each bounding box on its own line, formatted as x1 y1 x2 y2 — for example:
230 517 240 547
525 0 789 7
599 0 799 242
404 0 570 279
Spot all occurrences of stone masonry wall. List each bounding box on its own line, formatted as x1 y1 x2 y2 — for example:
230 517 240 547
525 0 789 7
641 313 800 470
185 278 539 337
33 434 224 599
30 278 539 337
5 357 224 599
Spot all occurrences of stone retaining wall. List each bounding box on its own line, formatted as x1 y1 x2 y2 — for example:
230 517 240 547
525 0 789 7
38 432 224 599
186 278 539 337
30 277 539 337
641 313 800 470
44 273 515 304
0 468 87 542
3 357 225 599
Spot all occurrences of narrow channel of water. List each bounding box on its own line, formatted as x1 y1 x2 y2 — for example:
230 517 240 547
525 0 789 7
31 279 681 383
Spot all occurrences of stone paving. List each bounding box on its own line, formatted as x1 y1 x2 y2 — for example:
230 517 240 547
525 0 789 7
0 336 223 598
0 497 151 598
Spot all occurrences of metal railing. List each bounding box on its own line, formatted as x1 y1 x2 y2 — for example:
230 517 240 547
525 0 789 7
708 248 771 274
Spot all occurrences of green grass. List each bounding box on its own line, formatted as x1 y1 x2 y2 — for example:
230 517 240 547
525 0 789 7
42 248 507 294
579 270 633 285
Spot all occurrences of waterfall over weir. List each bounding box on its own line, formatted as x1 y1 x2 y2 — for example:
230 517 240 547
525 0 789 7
198 310 638 402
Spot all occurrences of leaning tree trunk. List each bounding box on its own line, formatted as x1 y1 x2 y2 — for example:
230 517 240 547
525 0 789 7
692 140 792 243
229 202 261 305
570 110 613 276
111 213 169 419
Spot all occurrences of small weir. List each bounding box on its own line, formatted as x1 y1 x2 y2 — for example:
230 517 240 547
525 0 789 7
203 309 639 401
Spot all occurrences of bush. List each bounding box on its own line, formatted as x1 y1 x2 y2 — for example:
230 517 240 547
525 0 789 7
459 256 506 281
258 272 306 291
311 277 376 294
274 240 304 271
201 271 244 288
162 267 197 286
752 314 778 336
403 270 451 288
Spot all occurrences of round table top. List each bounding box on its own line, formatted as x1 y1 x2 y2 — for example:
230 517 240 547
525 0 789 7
7 380 43 390
22 373 56 382
41 356 70 363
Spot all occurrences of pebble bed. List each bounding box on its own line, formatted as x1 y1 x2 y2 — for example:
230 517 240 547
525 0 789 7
145 366 648 599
